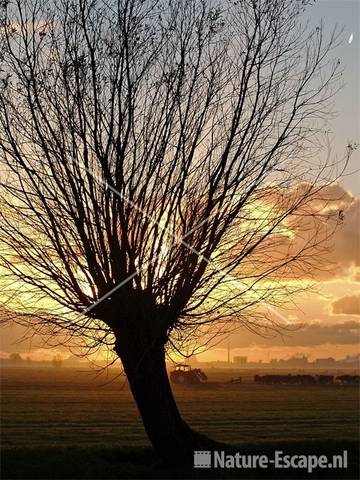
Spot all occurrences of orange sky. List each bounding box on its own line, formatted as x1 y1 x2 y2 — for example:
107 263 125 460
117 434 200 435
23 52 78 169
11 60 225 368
1 179 359 364
0 0 359 364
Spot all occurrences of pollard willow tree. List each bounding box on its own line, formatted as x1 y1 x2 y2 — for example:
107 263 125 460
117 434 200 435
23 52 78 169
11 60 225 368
0 0 350 463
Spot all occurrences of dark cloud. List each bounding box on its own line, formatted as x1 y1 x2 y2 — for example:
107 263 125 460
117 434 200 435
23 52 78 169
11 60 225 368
219 321 360 348
332 295 360 315
2 316 359 359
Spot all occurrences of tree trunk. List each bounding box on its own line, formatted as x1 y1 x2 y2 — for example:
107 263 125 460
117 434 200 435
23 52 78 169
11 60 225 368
113 330 216 465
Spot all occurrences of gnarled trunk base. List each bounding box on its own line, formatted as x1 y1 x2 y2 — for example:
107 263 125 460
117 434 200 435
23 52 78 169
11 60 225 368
114 334 220 465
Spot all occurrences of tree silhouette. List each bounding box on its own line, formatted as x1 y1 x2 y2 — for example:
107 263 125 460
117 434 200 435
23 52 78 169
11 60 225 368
0 0 350 464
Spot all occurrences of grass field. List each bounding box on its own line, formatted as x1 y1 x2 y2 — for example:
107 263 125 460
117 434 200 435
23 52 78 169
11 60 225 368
1 367 359 479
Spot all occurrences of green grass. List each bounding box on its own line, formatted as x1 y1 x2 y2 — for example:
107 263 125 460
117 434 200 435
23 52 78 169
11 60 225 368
1 367 359 479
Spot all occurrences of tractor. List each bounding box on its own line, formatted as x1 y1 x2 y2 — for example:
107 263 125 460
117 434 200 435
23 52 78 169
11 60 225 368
170 364 208 384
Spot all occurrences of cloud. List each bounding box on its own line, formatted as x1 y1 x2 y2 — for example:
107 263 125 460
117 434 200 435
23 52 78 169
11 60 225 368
219 320 360 348
295 184 360 280
291 321 360 346
354 270 360 282
330 199 360 270
260 183 359 281
332 295 360 315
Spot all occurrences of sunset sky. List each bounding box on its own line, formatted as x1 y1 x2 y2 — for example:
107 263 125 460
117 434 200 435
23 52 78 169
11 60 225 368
203 0 360 362
0 0 359 364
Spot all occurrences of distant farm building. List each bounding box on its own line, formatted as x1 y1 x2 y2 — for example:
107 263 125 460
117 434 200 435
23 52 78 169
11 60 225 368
233 356 248 365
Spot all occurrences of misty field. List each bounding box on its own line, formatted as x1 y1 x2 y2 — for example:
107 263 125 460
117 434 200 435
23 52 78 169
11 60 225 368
1 367 359 479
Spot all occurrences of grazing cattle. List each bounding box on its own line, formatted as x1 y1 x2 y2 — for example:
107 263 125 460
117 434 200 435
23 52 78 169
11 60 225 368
254 374 336 385
254 374 308 385
336 375 360 385
297 375 316 385
316 375 334 384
